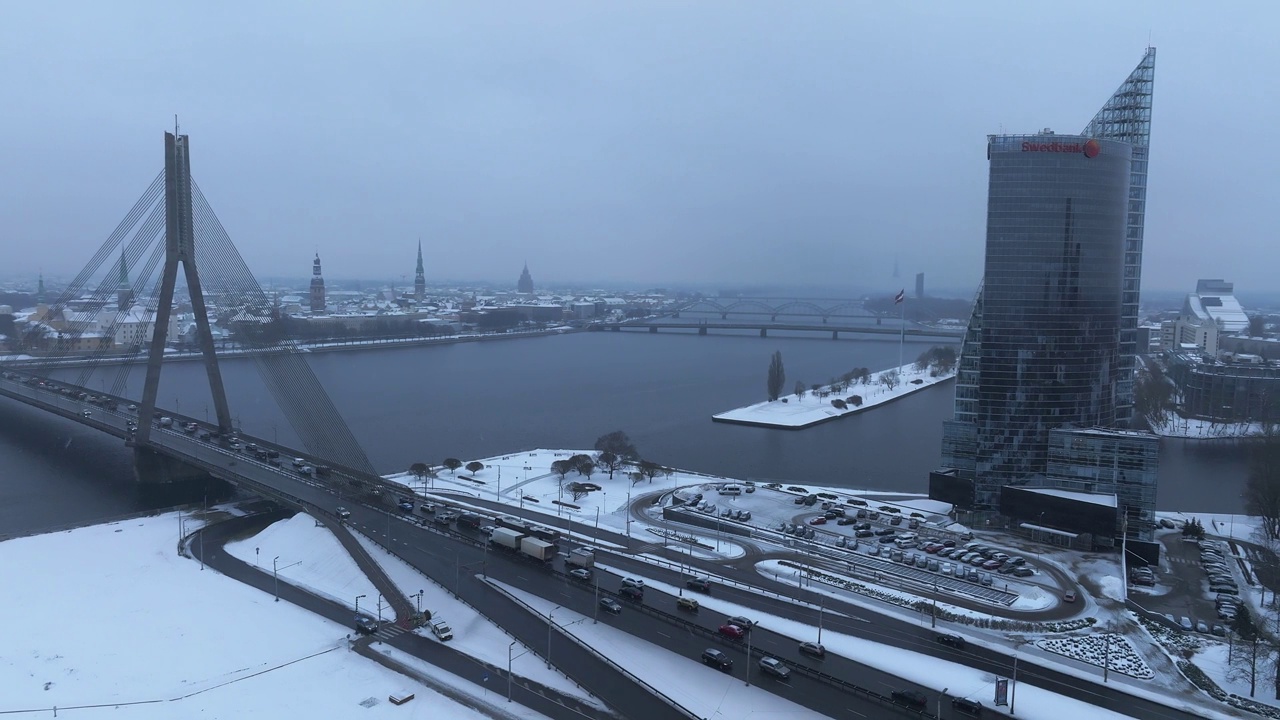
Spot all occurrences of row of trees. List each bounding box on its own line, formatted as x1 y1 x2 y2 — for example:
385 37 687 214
766 346 957 403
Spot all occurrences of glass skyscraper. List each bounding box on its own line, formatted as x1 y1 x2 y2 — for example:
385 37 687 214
941 47 1156 509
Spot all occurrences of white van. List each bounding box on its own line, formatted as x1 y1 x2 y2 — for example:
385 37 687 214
718 484 743 496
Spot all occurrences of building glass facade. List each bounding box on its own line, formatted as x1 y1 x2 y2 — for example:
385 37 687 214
945 134 1132 507
1045 427 1159 542
1082 48 1156 422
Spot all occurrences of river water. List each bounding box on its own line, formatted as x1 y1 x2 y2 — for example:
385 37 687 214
0 329 1238 537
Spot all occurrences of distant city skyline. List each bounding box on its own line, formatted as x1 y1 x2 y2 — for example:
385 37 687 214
2 3 1278 292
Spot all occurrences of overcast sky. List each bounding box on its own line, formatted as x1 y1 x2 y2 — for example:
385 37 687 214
1 1 1275 295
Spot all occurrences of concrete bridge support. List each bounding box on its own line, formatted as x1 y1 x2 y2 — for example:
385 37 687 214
832 330 839 340
698 327 707 336
760 329 767 338
133 446 211 485
611 325 620 331
649 326 658 333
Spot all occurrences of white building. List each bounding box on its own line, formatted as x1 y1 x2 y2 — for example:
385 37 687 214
1166 279 1249 356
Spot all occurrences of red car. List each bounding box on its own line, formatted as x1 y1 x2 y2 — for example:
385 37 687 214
808 517 827 526
718 624 746 640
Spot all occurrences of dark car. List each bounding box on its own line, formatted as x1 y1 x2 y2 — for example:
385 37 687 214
837 517 856 526
952 697 983 716
336 507 351 519
794 496 807 505
398 501 414 512
808 516 827 526
619 585 644 601
1012 567 1035 578
702 648 733 671
874 527 896 536
891 690 928 709
890 515 903 526
718 624 746 640
856 529 875 538
354 614 379 634
799 641 826 659
936 633 966 649
878 535 898 544
686 577 713 593
598 598 622 615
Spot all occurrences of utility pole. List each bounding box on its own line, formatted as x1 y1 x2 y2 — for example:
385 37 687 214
273 556 280 602
1011 654 1018 714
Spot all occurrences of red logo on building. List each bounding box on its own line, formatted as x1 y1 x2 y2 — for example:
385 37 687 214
1021 138 1101 158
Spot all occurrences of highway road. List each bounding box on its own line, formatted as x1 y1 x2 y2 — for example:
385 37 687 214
0 373 1207 719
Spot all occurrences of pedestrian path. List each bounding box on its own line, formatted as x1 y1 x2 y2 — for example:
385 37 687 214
375 623 408 641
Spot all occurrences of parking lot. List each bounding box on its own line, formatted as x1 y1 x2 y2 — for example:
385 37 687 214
675 484 1037 606
1134 533 1241 635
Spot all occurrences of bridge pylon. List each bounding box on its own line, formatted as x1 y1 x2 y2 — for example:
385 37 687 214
135 131 234 444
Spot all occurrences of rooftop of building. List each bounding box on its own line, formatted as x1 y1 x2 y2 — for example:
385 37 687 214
1182 279 1249 333
1023 487 1118 508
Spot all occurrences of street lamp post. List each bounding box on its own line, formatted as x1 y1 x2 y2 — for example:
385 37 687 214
355 594 367 617
745 629 753 687
416 590 424 616
817 593 825 644
547 606 562 669
938 688 948 717
273 556 280 602
508 640 524 703
377 594 384 622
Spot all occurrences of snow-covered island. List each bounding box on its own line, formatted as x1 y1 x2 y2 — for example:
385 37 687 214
712 360 955 429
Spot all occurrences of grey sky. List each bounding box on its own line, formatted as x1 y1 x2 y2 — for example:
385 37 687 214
1 1 1275 295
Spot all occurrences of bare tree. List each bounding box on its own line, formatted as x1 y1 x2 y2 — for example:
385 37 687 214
879 369 900 390
551 459 573 480
795 381 806 402
638 460 664 483
596 450 622 478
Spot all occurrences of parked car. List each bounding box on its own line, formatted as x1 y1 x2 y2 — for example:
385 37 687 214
1012 567 1035 578
799 641 826 659
1179 616 1193 631
837 517 856 526
758 656 791 680
808 516 827 526
702 648 733 671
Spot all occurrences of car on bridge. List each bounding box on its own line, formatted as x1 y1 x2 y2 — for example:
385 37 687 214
685 577 712 593
598 598 622 615
701 648 733 672
336 507 351 520
936 633 966 649
891 689 928 710
568 568 592 582
758 657 791 680
81 409 92 418
798 641 825 659
397 500 414 512
718 624 746 640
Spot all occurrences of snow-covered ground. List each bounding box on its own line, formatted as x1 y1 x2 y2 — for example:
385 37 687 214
711 361 955 428
0 512 549 719
228 512 605 708
1148 414 1269 439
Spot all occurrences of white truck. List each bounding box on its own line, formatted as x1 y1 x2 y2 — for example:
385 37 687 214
490 527 527 551
429 618 453 641
567 548 595 569
520 537 556 562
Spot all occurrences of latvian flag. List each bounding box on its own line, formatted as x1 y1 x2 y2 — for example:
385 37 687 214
894 290 905 305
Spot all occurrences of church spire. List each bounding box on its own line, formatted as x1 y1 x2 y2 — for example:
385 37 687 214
117 249 134 308
310 252 326 312
414 239 426 302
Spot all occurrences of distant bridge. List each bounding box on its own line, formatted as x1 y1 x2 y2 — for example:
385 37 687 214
590 321 963 340
670 296 877 322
